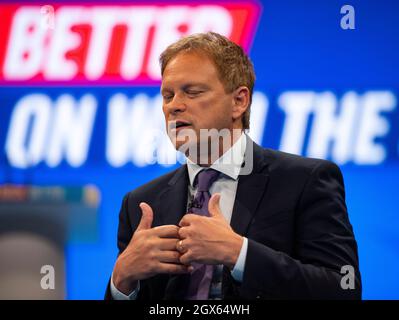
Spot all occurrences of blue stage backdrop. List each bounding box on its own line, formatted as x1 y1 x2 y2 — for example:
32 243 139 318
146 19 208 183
0 0 398 299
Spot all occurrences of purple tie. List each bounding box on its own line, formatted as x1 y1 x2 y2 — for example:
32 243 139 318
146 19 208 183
186 169 220 300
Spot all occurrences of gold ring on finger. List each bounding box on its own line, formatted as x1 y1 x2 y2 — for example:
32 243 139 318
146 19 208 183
178 240 184 252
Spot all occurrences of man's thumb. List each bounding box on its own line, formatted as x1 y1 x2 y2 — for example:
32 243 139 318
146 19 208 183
208 193 223 218
137 202 154 230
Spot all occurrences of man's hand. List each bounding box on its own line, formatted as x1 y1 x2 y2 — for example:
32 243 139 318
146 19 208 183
113 202 190 295
177 193 243 269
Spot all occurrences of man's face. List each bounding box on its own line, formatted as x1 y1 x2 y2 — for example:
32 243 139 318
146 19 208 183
161 52 235 151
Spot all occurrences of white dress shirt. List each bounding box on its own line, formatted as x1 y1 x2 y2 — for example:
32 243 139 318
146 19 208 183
111 133 249 299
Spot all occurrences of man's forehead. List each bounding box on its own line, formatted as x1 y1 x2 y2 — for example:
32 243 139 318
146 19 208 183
163 51 216 74
161 53 217 87
168 50 212 64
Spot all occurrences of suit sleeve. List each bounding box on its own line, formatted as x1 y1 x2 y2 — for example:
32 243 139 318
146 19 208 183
239 161 362 299
104 193 133 300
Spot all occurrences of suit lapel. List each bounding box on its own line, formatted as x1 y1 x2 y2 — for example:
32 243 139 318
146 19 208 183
230 172 269 236
230 138 270 236
158 165 190 299
159 165 189 226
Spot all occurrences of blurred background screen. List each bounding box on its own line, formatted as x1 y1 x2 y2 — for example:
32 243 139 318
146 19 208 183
0 0 398 299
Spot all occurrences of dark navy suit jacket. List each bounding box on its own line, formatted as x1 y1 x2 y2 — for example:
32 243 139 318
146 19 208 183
105 138 361 300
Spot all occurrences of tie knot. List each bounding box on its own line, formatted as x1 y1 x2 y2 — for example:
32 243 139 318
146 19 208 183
194 169 220 192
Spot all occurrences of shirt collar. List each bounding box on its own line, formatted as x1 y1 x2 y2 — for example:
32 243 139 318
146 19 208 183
186 133 247 187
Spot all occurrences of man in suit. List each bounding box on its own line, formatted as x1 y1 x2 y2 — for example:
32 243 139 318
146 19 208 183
105 32 361 300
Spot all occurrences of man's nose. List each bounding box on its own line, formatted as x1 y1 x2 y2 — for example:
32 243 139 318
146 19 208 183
167 94 187 114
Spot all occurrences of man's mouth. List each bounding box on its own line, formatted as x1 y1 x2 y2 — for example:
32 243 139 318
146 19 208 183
169 120 192 131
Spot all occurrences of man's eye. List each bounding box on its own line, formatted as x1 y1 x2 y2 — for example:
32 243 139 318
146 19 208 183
186 91 202 97
163 94 174 101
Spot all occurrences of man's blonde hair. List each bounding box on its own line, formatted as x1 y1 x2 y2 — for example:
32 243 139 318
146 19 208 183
159 32 255 129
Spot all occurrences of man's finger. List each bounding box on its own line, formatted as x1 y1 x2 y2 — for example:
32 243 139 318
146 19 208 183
178 226 190 239
179 214 197 227
208 193 223 218
137 202 154 231
179 251 194 265
152 225 180 238
157 250 182 264
157 238 181 250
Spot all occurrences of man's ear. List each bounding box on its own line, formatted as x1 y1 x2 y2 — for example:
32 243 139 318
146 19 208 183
232 86 250 123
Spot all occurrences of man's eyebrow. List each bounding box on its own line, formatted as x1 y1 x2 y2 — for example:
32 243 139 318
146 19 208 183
161 83 209 93
181 83 209 90
160 86 175 95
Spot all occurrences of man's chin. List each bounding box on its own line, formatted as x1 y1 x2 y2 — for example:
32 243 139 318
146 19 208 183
168 129 198 152
173 139 198 154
